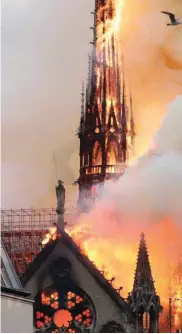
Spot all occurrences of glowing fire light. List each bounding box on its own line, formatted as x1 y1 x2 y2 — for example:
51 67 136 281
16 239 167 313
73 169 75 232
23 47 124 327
66 217 182 332
88 0 134 168
42 227 59 246
96 0 124 47
41 1 181 331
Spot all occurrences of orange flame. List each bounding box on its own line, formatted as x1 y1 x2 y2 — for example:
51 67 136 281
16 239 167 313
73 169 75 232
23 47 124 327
66 216 182 331
42 226 58 246
95 1 124 125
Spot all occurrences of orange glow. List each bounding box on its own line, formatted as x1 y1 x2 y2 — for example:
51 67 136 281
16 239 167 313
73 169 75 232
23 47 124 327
90 0 134 168
67 218 182 330
51 301 59 309
42 226 60 246
41 292 51 306
53 309 72 328
171 256 182 330
96 0 124 48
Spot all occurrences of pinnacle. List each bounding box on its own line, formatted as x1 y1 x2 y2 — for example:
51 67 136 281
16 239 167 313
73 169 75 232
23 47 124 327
140 232 145 240
132 233 156 294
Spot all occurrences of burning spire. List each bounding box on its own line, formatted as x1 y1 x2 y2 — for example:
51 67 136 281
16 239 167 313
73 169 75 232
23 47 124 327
130 88 135 147
79 82 85 134
121 58 127 163
76 0 135 211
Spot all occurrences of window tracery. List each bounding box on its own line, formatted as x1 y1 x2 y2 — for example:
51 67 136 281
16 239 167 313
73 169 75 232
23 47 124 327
34 258 96 333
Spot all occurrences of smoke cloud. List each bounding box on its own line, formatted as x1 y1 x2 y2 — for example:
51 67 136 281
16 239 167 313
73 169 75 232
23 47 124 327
1 0 182 208
78 94 182 222
69 95 182 319
120 0 182 157
102 97 182 222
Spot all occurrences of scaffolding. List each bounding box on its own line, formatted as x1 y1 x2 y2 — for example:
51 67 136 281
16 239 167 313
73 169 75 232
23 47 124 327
1 208 57 276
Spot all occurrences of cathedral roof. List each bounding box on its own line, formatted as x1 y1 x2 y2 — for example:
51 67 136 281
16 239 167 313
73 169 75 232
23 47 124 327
21 230 131 316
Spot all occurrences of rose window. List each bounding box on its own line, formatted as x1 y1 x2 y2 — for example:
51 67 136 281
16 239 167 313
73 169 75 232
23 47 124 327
34 286 95 333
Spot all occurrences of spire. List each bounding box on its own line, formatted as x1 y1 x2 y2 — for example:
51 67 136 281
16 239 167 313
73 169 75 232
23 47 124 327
121 56 127 161
128 233 162 333
101 9 107 126
133 233 155 294
129 88 135 147
79 82 85 133
77 0 133 211
116 52 121 110
86 55 92 104
121 71 127 129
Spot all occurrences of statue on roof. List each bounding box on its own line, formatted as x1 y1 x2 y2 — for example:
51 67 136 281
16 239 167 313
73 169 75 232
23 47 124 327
56 180 65 215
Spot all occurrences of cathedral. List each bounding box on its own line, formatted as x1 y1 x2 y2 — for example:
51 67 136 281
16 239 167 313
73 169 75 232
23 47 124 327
2 0 164 332
21 189 162 332
20 1 163 332
21 189 162 333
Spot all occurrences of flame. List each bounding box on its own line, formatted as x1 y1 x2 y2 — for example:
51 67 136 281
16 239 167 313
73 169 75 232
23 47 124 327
42 226 59 246
75 3 182 329
96 0 124 47
66 217 182 330
66 0 182 330
88 0 134 169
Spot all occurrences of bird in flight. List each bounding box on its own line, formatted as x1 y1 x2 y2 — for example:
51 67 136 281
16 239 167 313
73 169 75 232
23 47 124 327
161 11 182 26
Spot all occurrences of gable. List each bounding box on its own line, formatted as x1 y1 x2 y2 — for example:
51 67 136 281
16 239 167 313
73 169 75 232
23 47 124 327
22 235 132 332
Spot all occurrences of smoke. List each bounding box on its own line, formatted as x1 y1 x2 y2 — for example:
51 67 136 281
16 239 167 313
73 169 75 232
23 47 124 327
120 0 182 157
100 97 182 223
70 95 182 313
1 0 182 208
75 95 182 229
1 0 92 208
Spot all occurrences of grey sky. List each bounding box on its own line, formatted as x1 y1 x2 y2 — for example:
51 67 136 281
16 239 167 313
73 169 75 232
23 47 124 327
2 0 94 208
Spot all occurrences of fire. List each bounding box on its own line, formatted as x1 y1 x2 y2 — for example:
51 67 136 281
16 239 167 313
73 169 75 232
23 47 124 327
95 0 123 124
96 0 124 47
67 216 182 330
90 0 135 168
41 0 182 330
42 226 59 246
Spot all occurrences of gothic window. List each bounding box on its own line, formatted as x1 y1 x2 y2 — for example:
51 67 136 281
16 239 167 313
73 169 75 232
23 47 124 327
34 258 96 333
100 321 124 333
93 141 102 166
107 141 118 165
143 312 149 330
